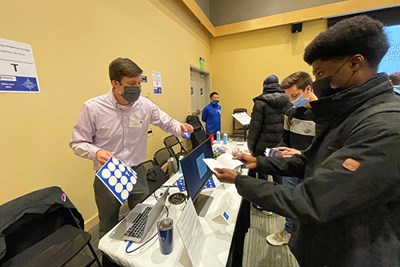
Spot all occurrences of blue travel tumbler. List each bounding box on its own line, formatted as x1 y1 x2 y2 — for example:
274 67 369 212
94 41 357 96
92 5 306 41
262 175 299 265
157 217 174 255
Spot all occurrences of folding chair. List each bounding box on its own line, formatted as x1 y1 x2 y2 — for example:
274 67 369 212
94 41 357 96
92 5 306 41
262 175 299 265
232 108 248 139
163 135 187 162
189 121 208 149
153 147 171 172
186 115 201 125
0 186 102 267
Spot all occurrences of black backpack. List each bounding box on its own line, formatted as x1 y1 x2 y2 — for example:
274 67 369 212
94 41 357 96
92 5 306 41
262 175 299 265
146 165 168 182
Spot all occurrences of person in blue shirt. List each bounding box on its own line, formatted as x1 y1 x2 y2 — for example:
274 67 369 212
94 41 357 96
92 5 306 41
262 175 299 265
202 92 221 135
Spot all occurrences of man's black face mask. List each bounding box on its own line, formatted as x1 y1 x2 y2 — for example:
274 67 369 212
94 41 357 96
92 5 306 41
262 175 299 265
312 77 336 98
121 86 141 103
312 60 355 98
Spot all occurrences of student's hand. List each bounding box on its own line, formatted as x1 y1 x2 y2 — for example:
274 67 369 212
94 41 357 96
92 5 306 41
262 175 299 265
214 168 237 184
180 123 194 134
275 146 301 157
96 149 113 164
234 153 257 169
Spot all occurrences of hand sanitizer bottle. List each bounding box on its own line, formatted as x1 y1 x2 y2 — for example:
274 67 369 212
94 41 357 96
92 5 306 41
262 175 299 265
223 133 228 145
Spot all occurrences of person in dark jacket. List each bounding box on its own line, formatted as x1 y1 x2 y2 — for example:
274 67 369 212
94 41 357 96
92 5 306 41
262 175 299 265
215 15 400 267
266 71 317 246
247 75 292 186
247 75 292 157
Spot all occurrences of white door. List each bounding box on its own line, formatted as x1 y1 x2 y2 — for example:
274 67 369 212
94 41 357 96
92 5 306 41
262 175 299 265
190 67 209 128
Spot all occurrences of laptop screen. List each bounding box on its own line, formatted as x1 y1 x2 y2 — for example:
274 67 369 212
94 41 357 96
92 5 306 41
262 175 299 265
181 138 213 201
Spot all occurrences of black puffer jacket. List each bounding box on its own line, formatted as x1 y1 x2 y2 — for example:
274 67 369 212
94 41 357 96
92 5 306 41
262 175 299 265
247 87 292 155
236 74 400 267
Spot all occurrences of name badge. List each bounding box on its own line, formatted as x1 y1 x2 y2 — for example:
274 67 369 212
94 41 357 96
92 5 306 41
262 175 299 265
129 120 143 128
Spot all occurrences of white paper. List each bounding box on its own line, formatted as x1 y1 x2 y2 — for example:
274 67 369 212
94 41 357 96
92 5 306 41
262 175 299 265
203 153 243 173
232 112 251 126
176 198 205 267
214 191 237 224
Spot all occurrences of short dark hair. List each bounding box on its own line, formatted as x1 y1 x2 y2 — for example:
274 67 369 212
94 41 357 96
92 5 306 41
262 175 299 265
304 15 389 69
281 71 312 90
389 72 400 86
210 92 219 98
109 58 143 82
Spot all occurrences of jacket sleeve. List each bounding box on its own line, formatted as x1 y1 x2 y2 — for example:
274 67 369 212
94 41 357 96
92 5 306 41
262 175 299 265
201 106 208 122
247 101 264 153
276 114 290 147
256 153 306 178
236 113 400 224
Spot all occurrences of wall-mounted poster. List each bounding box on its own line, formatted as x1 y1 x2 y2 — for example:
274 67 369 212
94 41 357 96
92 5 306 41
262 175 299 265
152 71 162 94
0 38 40 93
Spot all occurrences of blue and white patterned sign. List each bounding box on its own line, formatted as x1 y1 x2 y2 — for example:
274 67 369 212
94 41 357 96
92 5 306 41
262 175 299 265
96 157 138 204
174 176 216 192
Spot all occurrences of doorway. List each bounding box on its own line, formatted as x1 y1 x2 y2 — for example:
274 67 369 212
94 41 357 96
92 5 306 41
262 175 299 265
190 65 210 128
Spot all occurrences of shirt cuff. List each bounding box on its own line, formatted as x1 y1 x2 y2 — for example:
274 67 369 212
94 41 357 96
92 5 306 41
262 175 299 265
89 147 101 161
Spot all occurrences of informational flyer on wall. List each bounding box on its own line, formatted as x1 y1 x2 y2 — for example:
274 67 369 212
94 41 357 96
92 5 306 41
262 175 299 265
0 38 40 93
152 71 162 94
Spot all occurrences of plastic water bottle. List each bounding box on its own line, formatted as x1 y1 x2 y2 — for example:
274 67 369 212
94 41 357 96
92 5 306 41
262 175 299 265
216 131 221 142
168 157 177 177
223 133 228 145
178 155 184 173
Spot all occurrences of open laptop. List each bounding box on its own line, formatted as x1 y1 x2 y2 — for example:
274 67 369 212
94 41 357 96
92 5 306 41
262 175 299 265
109 186 169 243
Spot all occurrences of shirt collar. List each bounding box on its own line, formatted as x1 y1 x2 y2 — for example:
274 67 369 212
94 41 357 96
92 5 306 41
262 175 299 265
107 88 133 109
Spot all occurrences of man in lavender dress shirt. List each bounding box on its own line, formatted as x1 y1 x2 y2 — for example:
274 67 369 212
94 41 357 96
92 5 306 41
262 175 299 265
70 57 193 238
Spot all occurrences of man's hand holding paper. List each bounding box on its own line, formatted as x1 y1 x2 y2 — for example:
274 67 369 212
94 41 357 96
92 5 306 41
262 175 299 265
214 168 238 184
203 153 243 173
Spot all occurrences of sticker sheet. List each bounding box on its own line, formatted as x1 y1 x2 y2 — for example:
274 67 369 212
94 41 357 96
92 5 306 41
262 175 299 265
96 157 138 204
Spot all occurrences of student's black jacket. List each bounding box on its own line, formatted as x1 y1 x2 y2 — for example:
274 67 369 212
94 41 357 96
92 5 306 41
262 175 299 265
235 74 400 267
247 87 292 155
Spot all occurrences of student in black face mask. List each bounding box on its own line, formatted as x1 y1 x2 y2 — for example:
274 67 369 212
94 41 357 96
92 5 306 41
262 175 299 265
214 15 400 267
311 59 349 98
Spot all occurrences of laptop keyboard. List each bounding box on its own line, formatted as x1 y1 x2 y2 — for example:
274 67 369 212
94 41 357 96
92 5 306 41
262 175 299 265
125 207 153 239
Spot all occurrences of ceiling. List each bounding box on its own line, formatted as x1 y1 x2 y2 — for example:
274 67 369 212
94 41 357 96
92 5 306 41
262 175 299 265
180 0 400 37
195 0 344 26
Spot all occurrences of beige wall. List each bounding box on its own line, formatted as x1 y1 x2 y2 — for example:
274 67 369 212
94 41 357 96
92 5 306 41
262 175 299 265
0 0 210 227
210 19 326 134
